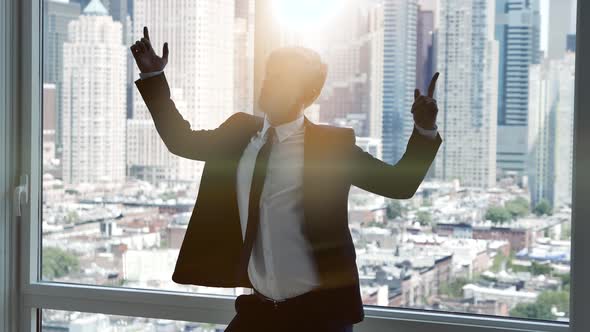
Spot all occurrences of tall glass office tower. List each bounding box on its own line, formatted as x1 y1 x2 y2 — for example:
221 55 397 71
495 0 541 179
381 0 418 164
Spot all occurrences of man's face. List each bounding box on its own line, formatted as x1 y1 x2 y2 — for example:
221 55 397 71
258 56 307 119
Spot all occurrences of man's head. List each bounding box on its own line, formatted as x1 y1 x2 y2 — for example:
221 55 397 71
258 46 328 124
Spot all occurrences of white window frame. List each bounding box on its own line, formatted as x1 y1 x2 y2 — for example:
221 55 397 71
2 0 20 330
5 0 590 331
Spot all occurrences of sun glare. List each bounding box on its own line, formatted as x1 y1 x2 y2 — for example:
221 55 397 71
272 0 344 31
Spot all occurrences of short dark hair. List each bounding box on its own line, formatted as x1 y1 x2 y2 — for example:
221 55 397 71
266 46 328 108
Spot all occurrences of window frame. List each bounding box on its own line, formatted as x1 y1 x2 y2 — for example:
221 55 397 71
2 0 20 331
7 0 590 331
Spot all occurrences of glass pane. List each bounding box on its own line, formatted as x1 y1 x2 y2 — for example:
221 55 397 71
41 309 227 331
266 0 573 323
41 0 576 324
41 0 254 297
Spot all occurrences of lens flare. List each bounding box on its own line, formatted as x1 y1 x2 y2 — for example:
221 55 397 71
272 0 344 31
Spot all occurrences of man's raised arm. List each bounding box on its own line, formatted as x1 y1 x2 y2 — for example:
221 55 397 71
130 26 236 161
347 73 443 199
347 127 442 199
134 73 239 161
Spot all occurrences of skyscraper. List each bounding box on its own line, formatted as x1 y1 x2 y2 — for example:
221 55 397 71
43 0 82 84
368 2 384 141
416 6 435 94
566 34 576 52
128 0 235 183
95 0 136 120
300 1 375 136
527 53 575 209
434 0 499 188
234 0 255 115
61 0 126 185
495 0 541 179
382 0 418 164
43 84 57 165
553 53 575 209
43 0 82 160
416 1 436 180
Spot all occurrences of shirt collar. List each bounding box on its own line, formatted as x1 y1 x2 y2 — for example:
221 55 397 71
260 113 305 143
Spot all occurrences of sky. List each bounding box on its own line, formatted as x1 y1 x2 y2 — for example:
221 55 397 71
540 0 577 52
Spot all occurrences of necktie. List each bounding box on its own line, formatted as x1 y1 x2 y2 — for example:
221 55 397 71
236 126 277 283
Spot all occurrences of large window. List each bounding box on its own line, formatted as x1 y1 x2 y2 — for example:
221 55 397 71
7 0 590 331
40 0 576 321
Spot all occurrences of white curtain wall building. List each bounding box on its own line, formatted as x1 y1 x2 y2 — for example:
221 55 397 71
61 1 126 185
434 0 499 189
128 0 235 183
527 53 575 210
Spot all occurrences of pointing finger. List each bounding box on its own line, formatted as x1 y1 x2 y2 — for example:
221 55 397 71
414 88 420 101
428 72 439 98
143 26 150 41
162 42 169 61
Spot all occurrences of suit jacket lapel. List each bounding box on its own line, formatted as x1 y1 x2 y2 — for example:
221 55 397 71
223 114 264 240
237 114 264 147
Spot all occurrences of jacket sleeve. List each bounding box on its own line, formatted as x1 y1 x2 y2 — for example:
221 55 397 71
347 127 442 199
134 72 240 161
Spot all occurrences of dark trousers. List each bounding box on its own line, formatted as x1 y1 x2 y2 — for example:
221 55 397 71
225 291 354 332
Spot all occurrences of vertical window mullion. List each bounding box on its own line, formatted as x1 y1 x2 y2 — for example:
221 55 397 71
570 1 590 331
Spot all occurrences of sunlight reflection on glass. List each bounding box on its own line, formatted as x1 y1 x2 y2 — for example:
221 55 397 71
272 0 346 32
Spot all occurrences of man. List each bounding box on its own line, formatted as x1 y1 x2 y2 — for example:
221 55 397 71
130 26 442 332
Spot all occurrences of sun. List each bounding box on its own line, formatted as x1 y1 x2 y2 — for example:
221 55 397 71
272 0 344 32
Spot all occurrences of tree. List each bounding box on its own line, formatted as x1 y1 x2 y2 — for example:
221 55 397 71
386 200 404 220
416 210 432 225
365 221 386 228
510 302 554 320
439 277 470 298
557 273 570 290
42 247 80 279
64 210 79 223
534 198 553 216
537 290 569 314
560 223 572 240
491 250 512 272
160 191 176 200
530 261 552 276
505 197 529 219
485 205 511 224
509 290 569 320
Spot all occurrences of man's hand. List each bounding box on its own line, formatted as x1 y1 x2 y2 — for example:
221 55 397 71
412 72 439 130
130 26 169 73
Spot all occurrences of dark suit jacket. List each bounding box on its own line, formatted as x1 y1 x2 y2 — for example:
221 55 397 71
134 73 442 324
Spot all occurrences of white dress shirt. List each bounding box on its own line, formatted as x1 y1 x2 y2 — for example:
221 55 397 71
236 114 321 300
139 71 439 300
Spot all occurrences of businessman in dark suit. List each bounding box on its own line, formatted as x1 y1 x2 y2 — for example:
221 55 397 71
131 26 442 332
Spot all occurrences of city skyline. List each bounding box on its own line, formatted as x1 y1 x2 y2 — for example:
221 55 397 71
41 0 577 324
